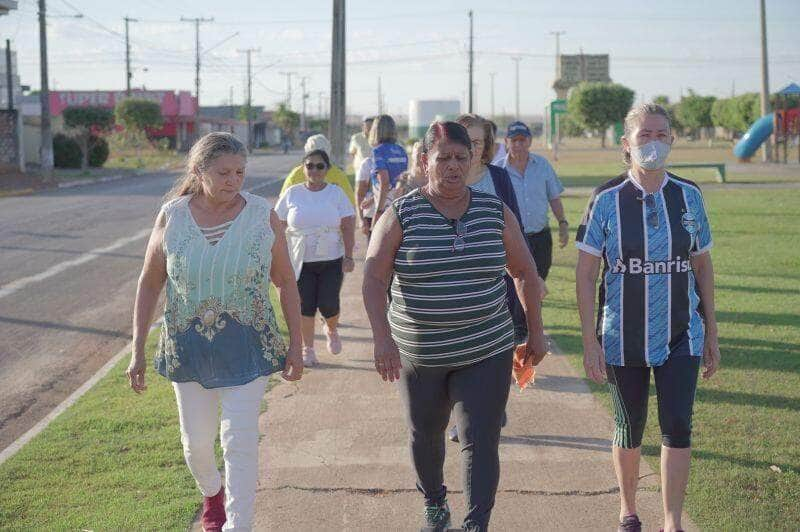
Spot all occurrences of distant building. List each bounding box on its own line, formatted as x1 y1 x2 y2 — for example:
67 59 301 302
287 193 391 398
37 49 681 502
0 1 18 16
408 100 461 139
199 105 282 148
48 89 197 148
21 89 198 163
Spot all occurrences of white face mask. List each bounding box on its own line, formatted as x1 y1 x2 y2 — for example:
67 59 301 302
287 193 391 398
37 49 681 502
630 140 671 170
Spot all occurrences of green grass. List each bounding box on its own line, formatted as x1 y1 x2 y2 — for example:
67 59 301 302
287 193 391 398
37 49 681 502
544 189 800 530
0 291 289 530
105 149 184 172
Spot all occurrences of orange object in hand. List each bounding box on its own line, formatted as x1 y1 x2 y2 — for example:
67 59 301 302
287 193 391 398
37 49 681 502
512 343 535 391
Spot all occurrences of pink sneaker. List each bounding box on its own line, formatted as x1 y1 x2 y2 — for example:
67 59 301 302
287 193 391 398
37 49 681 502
202 486 225 532
325 326 342 355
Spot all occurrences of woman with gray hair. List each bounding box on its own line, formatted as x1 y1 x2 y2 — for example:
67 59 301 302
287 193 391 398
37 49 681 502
575 104 720 532
126 132 303 531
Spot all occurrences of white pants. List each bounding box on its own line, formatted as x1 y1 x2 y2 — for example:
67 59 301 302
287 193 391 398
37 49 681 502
173 376 267 532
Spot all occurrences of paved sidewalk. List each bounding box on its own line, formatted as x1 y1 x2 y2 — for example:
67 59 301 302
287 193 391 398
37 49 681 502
195 244 696 531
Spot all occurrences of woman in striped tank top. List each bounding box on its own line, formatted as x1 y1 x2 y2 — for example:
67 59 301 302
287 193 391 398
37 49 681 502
363 122 548 531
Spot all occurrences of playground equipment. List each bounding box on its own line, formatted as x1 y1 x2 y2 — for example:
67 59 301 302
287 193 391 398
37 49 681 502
733 114 773 160
734 82 800 163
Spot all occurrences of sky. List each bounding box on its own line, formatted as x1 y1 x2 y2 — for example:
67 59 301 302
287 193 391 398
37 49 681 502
2 0 799 119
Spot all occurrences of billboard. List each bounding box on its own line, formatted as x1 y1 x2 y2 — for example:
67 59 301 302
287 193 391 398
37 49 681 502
557 54 610 86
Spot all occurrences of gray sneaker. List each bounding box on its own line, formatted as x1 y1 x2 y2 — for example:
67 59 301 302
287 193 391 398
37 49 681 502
421 500 451 532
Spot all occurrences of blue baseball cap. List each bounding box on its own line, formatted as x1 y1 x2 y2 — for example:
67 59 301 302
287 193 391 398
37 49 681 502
506 121 531 138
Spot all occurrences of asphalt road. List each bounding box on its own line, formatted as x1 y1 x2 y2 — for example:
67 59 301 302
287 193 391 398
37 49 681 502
0 151 300 452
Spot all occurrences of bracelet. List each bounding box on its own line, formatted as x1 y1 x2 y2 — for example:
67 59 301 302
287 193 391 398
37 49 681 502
343 256 354 261
558 219 569 225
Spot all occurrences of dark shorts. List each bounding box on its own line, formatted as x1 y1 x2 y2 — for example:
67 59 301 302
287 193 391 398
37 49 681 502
524 228 553 280
606 334 701 449
297 258 344 318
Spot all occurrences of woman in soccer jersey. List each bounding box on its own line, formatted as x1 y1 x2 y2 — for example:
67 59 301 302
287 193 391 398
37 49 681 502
575 103 720 532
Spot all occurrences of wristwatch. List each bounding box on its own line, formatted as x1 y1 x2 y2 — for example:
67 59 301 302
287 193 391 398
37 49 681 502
558 219 569 226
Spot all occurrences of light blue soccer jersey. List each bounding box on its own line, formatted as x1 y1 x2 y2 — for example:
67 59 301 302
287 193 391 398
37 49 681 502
575 172 713 367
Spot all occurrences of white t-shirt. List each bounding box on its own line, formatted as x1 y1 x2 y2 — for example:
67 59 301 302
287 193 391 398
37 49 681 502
275 183 355 262
349 132 372 172
357 158 375 218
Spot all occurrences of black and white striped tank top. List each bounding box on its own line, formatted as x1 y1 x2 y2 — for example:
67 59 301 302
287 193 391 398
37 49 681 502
389 189 514 367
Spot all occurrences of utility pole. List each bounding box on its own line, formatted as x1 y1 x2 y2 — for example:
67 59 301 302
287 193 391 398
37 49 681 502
5 40 12 111
124 16 137 95
511 57 522 119
377 76 382 114
329 0 346 168
318 91 324 119
238 48 258 151
468 10 474 113
300 76 308 132
38 0 53 179
229 85 234 118
759 0 772 162
489 72 496 118
279 72 296 109
181 16 213 145
550 31 565 143
549 30 565 79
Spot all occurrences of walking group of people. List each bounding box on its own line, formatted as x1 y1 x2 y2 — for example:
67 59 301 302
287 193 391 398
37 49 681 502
126 102 720 532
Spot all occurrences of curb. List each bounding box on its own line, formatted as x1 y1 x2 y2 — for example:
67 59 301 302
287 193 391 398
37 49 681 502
0 319 162 467
56 163 180 190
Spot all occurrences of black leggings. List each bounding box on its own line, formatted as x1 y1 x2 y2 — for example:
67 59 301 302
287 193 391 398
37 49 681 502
524 228 553 280
398 350 513 532
297 258 343 318
607 354 701 449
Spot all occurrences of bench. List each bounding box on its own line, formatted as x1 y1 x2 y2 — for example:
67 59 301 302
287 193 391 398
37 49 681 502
667 162 726 183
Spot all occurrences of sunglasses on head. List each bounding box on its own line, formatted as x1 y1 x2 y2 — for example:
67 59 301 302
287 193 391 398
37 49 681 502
451 219 467 253
305 162 326 171
643 194 659 229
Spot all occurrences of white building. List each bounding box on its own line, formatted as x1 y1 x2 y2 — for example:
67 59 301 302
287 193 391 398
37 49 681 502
408 100 461 139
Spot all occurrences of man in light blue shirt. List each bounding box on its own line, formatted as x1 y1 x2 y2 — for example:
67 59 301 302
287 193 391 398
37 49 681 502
498 121 569 280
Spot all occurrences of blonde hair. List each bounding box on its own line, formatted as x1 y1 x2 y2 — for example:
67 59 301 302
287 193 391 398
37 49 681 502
622 103 671 165
456 113 494 164
368 114 397 146
165 132 247 201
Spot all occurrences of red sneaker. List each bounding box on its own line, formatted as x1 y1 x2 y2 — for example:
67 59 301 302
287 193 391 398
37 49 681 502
202 486 226 532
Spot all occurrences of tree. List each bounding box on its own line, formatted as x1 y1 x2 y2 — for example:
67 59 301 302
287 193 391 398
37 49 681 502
653 95 670 106
711 93 761 138
273 103 300 139
62 106 114 170
559 113 586 137
114 98 163 157
567 82 635 147
115 98 163 132
675 90 716 137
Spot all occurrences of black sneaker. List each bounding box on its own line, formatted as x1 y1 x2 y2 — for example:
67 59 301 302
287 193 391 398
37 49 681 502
618 514 642 532
421 500 452 532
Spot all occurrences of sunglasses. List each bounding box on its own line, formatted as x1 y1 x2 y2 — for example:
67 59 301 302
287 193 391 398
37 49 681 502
643 194 659 229
305 162 327 171
451 219 467 253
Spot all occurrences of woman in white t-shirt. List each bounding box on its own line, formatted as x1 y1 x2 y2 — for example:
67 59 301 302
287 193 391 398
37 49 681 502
275 149 356 366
